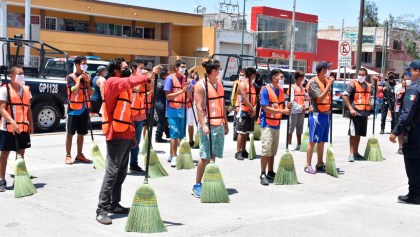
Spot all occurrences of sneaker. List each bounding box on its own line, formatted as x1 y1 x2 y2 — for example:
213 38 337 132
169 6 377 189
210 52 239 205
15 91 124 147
233 135 237 141
155 138 168 143
266 171 276 181
397 148 403 155
242 150 249 158
380 129 385 134
129 164 145 173
315 164 326 172
75 154 92 163
304 165 316 174
189 141 195 147
191 183 202 198
96 213 112 225
348 155 355 162
171 156 177 167
235 152 244 160
398 194 420 205
109 203 130 214
65 155 73 165
168 155 172 163
354 153 364 160
0 179 6 192
294 145 301 151
260 173 269 185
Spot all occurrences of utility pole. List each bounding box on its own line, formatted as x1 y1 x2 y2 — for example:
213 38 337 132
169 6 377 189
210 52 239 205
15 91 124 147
288 0 296 71
24 0 31 66
0 0 7 65
240 0 246 55
355 0 364 75
381 21 388 77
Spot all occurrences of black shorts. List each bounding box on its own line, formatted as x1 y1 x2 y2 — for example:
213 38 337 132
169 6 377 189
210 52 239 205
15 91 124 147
236 112 253 134
67 110 89 135
89 100 102 115
0 131 31 151
348 115 368 137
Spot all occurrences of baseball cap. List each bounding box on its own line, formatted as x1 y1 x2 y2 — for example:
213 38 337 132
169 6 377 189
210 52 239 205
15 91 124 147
316 61 333 72
404 60 420 70
97 65 107 73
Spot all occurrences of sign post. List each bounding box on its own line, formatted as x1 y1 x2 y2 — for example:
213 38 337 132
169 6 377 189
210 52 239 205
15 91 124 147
338 40 352 116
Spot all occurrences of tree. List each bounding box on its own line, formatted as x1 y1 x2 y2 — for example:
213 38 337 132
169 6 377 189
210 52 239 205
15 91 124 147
389 14 420 60
363 1 380 27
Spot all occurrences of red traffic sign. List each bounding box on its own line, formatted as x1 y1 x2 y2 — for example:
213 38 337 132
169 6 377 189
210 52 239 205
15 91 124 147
339 41 351 56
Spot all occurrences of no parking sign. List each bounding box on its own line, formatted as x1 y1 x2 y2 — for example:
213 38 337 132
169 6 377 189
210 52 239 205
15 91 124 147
338 40 352 67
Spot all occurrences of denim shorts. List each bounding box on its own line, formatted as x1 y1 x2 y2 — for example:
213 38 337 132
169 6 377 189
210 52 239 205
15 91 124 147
168 117 186 139
199 125 225 159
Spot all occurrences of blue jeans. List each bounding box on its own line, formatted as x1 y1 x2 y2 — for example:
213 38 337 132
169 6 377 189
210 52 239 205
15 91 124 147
130 120 144 166
374 98 382 118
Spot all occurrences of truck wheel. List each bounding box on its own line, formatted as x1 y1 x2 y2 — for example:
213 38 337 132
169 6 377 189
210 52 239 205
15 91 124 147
33 102 61 132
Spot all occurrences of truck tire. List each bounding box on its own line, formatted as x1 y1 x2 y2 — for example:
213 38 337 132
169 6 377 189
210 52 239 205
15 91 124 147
33 102 61 132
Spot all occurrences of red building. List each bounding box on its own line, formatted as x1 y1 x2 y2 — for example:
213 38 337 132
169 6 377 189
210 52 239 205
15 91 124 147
251 6 338 73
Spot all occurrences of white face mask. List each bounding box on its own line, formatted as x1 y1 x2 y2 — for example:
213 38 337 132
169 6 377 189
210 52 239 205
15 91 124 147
279 80 284 87
178 67 186 75
325 70 331 78
406 80 411 86
15 74 25 85
217 70 223 81
239 76 245 81
358 76 366 83
81 64 88 72
251 79 255 84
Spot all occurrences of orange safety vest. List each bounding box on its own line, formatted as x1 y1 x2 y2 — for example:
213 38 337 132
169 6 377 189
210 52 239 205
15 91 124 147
240 80 256 112
264 85 284 127
66 73 90 110
287 84 305 107
314 77 331 112
111 90 135 133
168 74 186 109
205 80 225 127
353 80 371 111
3 85 30 133
131 84 146 116
101 101 109 134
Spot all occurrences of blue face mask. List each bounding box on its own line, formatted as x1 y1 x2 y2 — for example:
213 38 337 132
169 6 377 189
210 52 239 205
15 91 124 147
406 70 412 78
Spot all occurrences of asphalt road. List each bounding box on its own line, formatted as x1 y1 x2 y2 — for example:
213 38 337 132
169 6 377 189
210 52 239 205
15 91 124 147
1 114 419 237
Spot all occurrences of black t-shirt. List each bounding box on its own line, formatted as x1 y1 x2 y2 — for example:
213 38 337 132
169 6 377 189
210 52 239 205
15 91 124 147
155 78 166 105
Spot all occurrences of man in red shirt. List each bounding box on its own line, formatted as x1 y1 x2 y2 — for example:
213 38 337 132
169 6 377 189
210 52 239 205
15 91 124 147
96 58 160 225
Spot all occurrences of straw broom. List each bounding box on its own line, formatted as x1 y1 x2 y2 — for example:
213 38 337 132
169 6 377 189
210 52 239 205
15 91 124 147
126 72 167 233
364 79 383 161
2 67 37 197
177 91 195 169
274 73 298 185
253 121 261 140
200 74 229 203
326 82 339 178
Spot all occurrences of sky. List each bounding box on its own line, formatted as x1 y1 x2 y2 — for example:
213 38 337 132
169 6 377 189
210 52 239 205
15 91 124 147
102 0 418 29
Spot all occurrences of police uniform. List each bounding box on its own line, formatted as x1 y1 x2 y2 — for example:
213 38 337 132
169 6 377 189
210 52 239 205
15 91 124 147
391 61 420 204
381 78 396 133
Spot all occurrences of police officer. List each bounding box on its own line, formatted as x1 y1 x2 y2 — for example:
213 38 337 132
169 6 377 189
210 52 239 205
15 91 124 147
380 72 397 134
389 60 420 205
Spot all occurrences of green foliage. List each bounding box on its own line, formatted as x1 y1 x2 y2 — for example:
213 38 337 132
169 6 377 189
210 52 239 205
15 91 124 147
389 14 420 60
363 1 379 27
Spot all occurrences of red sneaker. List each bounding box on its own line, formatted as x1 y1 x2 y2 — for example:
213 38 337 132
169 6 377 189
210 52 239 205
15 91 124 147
75 154 92 163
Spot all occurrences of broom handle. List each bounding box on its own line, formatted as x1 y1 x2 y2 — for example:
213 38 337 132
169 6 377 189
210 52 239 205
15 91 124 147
285 74 292 150
145 74 157 180
204 74 213 159
372 79 377 134
2 66 20 152
191 100 198 127
329 81 333 143
82 81 94 142
183 88 187 139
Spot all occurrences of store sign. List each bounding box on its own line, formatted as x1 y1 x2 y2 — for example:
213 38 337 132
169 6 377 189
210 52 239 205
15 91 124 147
271 52 285 59
344 27 376 52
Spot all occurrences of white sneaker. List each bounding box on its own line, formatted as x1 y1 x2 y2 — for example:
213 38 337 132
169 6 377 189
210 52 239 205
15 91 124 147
295 145 301 151
167 156 172 163
171 156 177 167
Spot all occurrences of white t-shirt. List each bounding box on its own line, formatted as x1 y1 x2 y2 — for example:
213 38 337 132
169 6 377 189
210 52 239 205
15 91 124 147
0 85 32 131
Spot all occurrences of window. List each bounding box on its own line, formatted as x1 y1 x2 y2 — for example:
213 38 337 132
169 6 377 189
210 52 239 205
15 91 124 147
31 15 40 25
257 15 289 50
30 56 40 67
123 25 132 37
294 21 317 52
393 40 402 50
144 28 155 39
362 52 372 63
96 23 114 35
45 17 57 30
114 25 123 36
134 27 144 38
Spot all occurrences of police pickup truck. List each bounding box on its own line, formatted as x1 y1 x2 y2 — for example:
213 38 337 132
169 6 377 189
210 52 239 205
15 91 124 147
1 38 108 132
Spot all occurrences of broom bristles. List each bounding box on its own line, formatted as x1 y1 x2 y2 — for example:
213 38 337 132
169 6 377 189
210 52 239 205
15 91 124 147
177 139 195 169
274 150 298 185
141 130 153 156
253 122 261 140
146 149 168 178
126 181 167 233
91 143 106 170
14 156 37 198
364 135 383 161
299 128 316 152
326 145 339 178
201 162 229 203
248 133 256 160
192 131 200 149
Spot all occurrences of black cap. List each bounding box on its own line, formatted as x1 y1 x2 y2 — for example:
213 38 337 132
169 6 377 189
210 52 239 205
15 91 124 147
316 61 333 72
404 60 420 70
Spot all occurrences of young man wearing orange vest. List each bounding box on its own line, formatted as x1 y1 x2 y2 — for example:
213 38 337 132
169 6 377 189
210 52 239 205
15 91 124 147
231 70 245 141
164 60 192 167
342 68 377 162
235 67 257 160
65 56 94 165
192 59 229 197
96 58 160 225
305 62 335 174
259 69 290 185
0 65 33 192
288 71 308 151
